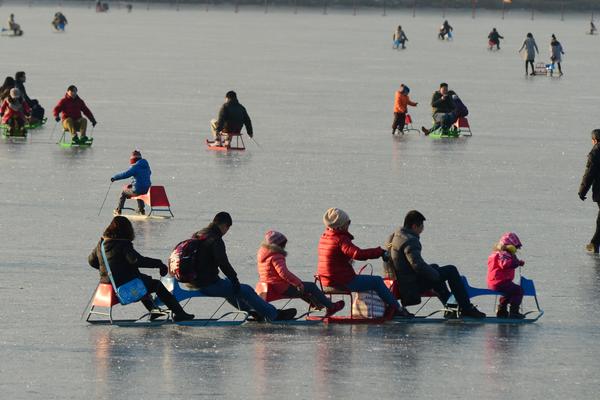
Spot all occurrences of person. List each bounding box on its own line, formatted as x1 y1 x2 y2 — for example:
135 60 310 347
578 129 600 253
392 84 417 135
88 216 195 322
208 90 253 147
15 72 45 123
438 20 453 40
393 25 408 49
52 12 68 31
0 77 15 102
420 82 456 135
487 232 526 319
317 208 412 318
591 21 597 35
519 33 539 76
448 90 468 120
487 28 504 50
6 14 22 36
185 212 297 321
111 150 151 216
0 88 31 136
53 85 97 145
549 34 565 76
257 230 345 317
384 211 485 318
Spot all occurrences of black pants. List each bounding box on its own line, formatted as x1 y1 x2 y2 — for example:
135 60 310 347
392 112 406 132
592 202 600 246
139 274 185 314
283 282 334 309
416 264 470 309
526 60 534 74
117 186 145 211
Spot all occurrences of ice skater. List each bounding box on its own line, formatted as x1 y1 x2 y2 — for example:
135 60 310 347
518 33 539 76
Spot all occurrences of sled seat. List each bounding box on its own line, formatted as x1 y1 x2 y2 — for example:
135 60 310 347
131 185 174 217
85 283 119 323
453 117 472 136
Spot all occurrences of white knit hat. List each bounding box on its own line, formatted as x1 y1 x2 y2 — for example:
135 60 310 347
323 208 350 229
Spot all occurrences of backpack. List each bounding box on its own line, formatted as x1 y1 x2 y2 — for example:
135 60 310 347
453 96 469 118
168 239 203 283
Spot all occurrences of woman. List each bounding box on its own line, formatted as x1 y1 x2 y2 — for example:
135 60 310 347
257 230 345 317
88 216 194 321
519 33 539 76
549 34 565 76
0 77 15 102
0 88 31 136
316 208 412 317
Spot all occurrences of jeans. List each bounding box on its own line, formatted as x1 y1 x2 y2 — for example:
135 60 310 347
490 280 523 307
417 264 471 309
346 275 400 309
117 186 145 212
200 278 278 321
433 112 456 129
283 282 334 309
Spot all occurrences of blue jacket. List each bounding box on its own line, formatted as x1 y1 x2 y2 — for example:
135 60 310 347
112 159 152 194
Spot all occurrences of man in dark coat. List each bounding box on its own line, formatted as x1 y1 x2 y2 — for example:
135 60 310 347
384 210 486 318
579 129 600 253
14 71 45 123
421 82 456 135
208 90 253 147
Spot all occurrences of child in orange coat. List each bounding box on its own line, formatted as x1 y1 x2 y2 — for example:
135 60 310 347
392 84 418 135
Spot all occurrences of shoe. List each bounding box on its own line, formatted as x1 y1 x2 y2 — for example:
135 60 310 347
248 311 265 322
509 305 526 319
113 208 121 216
173 311 195 322
79 135 89 143
444 309 459 319
461 305 486 319
324 300 345 317
496 304 509 318
71 136 79 145
274 308 297 321
420 126 430 136
586 243 599 253
393 307 414 318
149 309 168 321
530 72 536 76
136 209 145 215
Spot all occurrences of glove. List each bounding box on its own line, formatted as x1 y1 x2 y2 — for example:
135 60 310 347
159 263 168 277
91 120 97 127
295 283 305 293
110 177 115 182
518 260 525 267
579 192 587 201
55 116 60 122
381 250 390 262
231 279 241 294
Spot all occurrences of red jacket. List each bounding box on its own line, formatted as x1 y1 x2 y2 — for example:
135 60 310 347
317 228 384 287
1 99 31 124
487 250 520 288
53 94 96 123
257 245 303 297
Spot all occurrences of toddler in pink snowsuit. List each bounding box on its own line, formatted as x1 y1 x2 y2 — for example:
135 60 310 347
487 232 526 319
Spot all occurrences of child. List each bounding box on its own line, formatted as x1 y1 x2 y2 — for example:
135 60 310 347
111 150 151 215
257 230 345 317
0 88 31 136
487 232 526 319
392 84 417 135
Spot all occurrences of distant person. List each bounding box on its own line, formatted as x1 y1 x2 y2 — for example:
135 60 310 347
256 230 345 317
52 12 68 31
438 20 453 40
0 88 31 136
88 216 195 322
6 14 22 36
578 129 600 253
0 76 15 102
549 34 565 76
421 82 456 135
53 85 97 145
111 150 151 216
392 84 417 135
590 21 597 35
15 71 45 124
487 232 526 319
383 210 486 318
126 4 133 12
519 32 539 76
208 90 253 148
393 25 408 49
487 28 504 50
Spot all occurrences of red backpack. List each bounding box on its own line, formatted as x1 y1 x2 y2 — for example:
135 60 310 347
168 239 203 283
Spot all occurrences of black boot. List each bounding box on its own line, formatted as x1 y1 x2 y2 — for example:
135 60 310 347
509 305 526 319
496 303 509 318
156 283 195 321
274 308 297 321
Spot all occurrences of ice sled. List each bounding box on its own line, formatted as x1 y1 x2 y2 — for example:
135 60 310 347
205 132 246 151
119 185 175 219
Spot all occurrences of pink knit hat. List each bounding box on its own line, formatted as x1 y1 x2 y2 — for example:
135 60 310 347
264 230 287 247
499 232 522 248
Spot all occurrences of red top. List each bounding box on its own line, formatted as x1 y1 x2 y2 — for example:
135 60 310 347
53 94 96 123
487 250 520 288
256 245 303 297
0 99 31 124
317 228 384 287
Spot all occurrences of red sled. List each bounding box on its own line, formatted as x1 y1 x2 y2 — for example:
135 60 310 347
206 132 246 151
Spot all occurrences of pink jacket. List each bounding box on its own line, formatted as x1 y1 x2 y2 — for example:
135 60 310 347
487 250 521 288
257 244 303 296
1 98 31 124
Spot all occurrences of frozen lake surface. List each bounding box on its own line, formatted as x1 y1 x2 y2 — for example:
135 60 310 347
1 3 600 399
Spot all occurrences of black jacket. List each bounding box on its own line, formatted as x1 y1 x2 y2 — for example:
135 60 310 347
488 31 503 43
88 238 164 287
579 143 600 203
15 81 38 108
431 91 455 114
216 100 253 136
190 225 239 287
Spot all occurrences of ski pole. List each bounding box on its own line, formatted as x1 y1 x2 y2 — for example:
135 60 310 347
49 120 58 140
97 181 113 216
250 135 261 148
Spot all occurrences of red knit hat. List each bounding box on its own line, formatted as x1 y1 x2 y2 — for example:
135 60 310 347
129 150 142 165
264 230 287 247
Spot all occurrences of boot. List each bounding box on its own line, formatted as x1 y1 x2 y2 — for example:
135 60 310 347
421 126 430 136
496 303 509 318
325 300 345 317
274 308 297 321
509 305 526 319
71 135 79 145
173 311 195 322
393 307 414 319
460 304 486 319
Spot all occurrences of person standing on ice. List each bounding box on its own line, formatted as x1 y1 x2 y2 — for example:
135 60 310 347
111 150 151 216
392 84 417 135
208 90 253 148
53 85 97 145
578 129 600 253
518 33 539 76
549 34 565 76
393 25 407 49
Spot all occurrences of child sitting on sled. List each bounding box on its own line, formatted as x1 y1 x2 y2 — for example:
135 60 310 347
487 232 526 319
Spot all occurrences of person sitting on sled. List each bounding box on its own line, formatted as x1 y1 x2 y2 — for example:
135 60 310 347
52 12 68 31
111 150 151 216
392 84 417 135
88 216 195 322
438 20 453 40
15 71 45 124
0 88 31 136
421 82 456 135
257 230 345 317
384 210 486 318
393 25 408 49
487 232 526 319
208 90 253 147
53 85 97 145
487 28 503 50
6 14 22 36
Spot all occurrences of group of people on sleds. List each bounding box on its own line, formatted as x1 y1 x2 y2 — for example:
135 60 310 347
0 72 45 136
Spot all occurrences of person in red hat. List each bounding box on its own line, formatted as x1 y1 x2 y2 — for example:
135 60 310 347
111 150 151 215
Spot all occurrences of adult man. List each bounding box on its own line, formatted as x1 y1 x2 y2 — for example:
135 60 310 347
578 129 600 253
53 85 97 145
111 150 151 216
208 91 253 147
15 71 45 123
384 210 485 318
421 82 456 135
186 212 296 321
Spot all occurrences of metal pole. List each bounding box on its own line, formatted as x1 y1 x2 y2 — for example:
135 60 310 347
560 2 564 21
235 0 239 13
176 0 180 11
501 0 505 20
323 0 327 15
472 0 476 19
443 0 446 18
530 0 534 21
294 0 297 14
147 0 150 11
383 0 386 16
264 0 268 14
353 0 356 16
412 0 416 17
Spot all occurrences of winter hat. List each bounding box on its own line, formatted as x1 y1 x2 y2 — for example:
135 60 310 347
500 232 522 248
264 230 287 247
9 88 20 99
129 150 142 164
323 208 350 229
402 85 410 94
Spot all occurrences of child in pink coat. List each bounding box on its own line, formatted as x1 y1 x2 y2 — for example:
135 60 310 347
487 232 526 319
